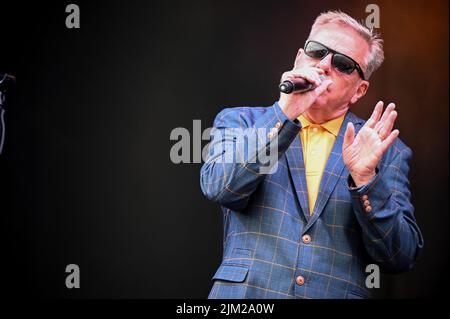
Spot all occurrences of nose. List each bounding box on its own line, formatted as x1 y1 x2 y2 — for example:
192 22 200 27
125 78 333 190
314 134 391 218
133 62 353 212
316 53 333 76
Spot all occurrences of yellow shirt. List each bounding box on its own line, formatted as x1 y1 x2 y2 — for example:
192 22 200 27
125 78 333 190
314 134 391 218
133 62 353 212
298 114 346 215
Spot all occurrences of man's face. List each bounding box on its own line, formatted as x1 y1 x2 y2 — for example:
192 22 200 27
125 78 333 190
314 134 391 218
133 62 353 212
296 23 370 113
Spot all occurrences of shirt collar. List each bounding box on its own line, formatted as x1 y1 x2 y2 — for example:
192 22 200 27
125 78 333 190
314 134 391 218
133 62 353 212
298 113 346 137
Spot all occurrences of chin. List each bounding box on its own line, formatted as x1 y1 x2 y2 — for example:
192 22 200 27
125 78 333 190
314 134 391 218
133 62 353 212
311 96 329 109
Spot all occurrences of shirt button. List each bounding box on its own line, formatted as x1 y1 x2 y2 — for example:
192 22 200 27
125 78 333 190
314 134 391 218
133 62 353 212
275 121 282 129
312 127 318 133
365 206 372 213
361 195 369 201
363 200 371 207
296 276 305 285
302 234 311 244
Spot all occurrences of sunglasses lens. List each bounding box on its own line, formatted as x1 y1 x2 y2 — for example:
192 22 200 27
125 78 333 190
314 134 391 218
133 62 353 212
332 54 356 74
305 42 328 59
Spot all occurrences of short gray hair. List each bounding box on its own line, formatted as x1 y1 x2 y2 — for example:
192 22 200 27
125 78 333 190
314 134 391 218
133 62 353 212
309 10 384 79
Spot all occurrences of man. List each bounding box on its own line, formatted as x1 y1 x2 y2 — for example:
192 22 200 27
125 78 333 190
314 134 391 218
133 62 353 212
200 11 423 299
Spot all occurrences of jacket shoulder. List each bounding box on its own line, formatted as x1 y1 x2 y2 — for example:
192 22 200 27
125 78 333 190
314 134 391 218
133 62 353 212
213 105 273 128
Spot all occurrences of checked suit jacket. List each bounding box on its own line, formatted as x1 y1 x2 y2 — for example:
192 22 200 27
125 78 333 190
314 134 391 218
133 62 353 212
200 102 424 299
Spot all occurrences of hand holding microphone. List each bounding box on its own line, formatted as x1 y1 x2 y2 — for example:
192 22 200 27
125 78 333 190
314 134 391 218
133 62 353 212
278 66 333 120
279 76 323 94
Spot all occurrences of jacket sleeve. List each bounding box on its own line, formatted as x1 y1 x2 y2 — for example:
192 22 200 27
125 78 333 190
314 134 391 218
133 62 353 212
200 102 301 211
348 144 424 273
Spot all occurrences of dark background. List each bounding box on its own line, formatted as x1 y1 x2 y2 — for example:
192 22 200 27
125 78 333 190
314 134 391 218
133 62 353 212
0 0 447 298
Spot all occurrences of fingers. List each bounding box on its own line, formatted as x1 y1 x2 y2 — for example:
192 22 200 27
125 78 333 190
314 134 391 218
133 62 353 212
343 122 355 150
378 110 397 140
380 129 399 154
281 67 324 87
365 101 384 129
282 68 323 86
312 79 333 97
374 103 396 132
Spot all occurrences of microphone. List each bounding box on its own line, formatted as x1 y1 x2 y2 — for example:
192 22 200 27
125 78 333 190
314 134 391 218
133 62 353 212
0 73 16 97
0 73 16 155
0 73 16 83
279 75 326 94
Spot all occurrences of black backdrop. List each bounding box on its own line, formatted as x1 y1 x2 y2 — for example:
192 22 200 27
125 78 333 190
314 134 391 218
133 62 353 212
0 0 448 298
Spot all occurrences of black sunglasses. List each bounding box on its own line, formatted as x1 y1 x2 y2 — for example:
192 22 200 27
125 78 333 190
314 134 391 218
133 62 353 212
304 40 365 80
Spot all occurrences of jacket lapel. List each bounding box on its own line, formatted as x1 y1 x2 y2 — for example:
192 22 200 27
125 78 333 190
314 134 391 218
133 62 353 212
285 135 310 222
301 112 364 234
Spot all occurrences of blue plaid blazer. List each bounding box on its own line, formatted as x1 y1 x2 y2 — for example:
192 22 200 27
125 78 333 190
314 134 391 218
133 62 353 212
200 102 424 299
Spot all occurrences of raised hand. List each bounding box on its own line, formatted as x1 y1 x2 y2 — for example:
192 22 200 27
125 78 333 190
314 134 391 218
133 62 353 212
343 101 399 187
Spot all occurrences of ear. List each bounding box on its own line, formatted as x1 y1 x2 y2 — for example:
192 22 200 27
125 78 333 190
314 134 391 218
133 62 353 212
350 80 369 105
294 48 304 69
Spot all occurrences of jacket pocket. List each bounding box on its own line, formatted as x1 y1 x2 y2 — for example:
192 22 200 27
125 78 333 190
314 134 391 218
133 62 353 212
212 264 249 283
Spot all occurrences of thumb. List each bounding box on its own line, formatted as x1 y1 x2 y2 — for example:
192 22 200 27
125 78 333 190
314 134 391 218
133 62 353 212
293 48 304 69
313 79 333 97
343 122 355 150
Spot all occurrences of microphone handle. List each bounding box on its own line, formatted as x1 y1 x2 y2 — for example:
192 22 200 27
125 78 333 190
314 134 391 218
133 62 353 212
0 73 16 84
279 78 314 94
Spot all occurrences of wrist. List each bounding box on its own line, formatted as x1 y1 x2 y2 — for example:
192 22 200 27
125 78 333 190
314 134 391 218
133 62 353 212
278 100 303 121
350 171 376 187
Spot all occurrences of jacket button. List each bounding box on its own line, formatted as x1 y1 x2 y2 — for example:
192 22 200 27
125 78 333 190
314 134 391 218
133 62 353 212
296 276 305 285
302 234 311 244
365 206 372 213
